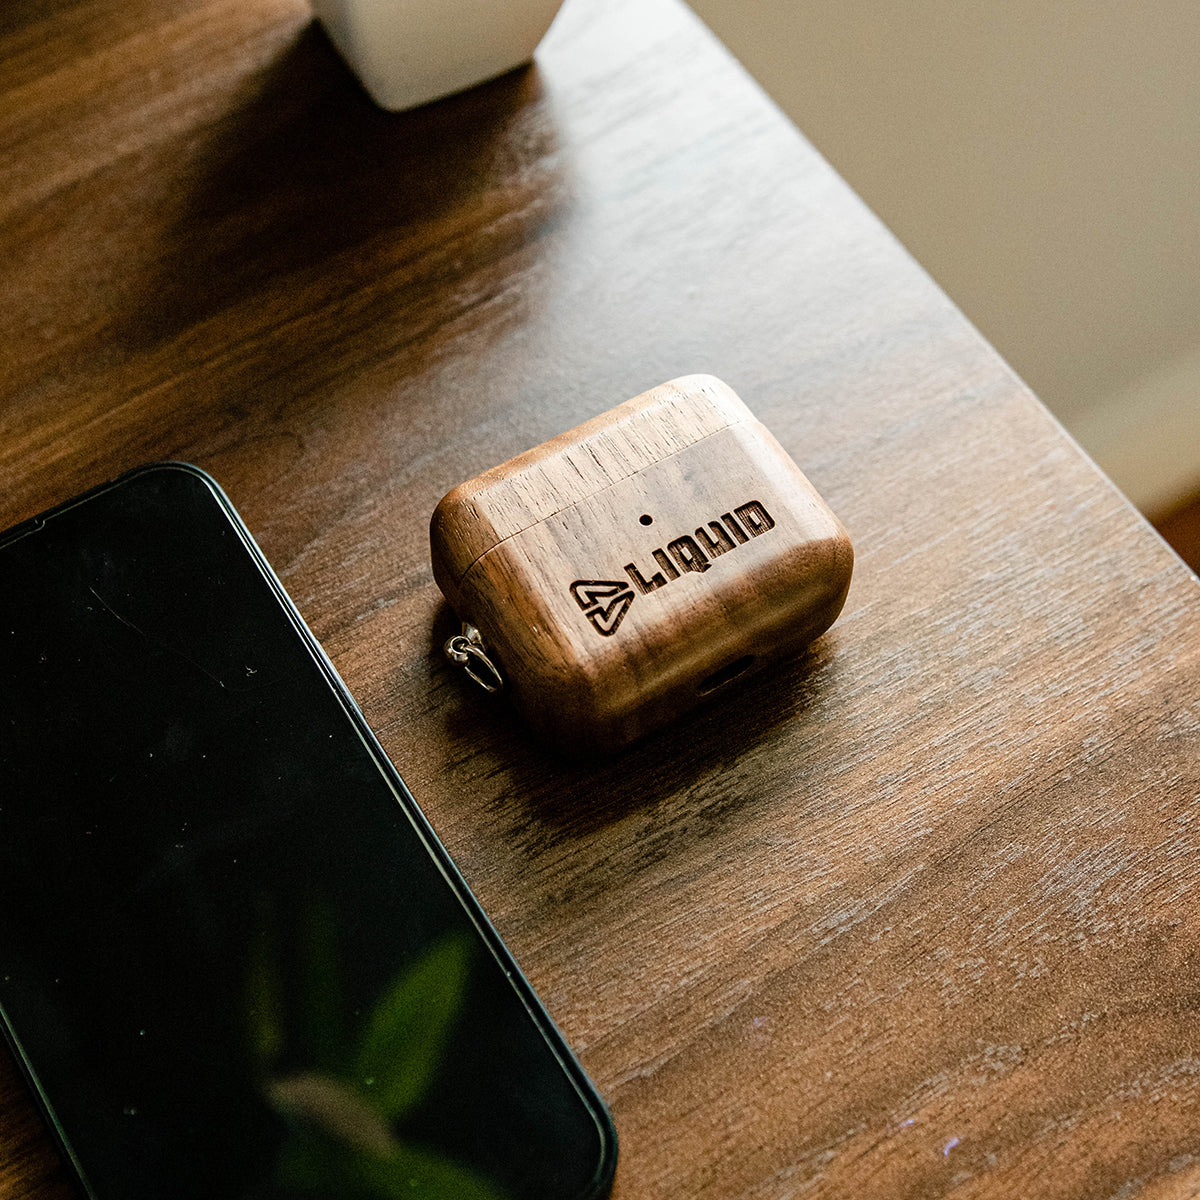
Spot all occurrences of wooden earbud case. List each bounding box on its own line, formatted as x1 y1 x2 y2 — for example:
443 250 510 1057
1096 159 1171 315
430 375 853 751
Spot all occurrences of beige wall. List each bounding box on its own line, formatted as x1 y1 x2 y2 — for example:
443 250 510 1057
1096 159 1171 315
688 0 1200 514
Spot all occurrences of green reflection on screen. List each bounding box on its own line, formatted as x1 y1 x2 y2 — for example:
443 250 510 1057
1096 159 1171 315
246 900 507 1200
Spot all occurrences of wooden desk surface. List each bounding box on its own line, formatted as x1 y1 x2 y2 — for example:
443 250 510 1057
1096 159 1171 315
4 1 1200 1196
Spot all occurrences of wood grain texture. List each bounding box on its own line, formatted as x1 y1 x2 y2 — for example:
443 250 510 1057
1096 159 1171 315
430 374 752 588
431 374 853 750
3 0 1200 1197
1155 493 1200 575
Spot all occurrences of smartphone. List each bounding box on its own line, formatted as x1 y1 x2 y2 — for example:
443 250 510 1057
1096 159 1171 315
0 463 616 1200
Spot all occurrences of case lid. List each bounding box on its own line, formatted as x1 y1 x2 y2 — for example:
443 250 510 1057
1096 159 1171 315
430 374 753 594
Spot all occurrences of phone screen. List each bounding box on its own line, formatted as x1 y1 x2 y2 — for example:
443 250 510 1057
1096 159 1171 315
0 465 615 1200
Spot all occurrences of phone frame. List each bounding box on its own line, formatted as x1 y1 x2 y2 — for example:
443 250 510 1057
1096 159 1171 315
0 462 618 1200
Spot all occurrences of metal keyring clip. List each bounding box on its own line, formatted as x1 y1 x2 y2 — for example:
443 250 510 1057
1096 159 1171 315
443 622 504 694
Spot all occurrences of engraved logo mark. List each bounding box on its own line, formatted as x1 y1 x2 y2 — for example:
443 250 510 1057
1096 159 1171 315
624 500 776 594
570 579 635 636
569 501 775 636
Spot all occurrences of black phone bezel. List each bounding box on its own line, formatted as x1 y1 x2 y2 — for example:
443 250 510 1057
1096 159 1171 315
0 462 618 1200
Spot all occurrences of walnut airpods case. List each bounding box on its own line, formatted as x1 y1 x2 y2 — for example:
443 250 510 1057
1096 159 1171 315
430 375 853 751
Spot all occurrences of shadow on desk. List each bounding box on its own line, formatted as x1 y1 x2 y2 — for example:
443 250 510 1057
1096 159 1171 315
107 19 567 414
431 600 844 841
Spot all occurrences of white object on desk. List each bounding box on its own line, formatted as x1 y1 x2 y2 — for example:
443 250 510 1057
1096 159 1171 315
312 0 565 112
